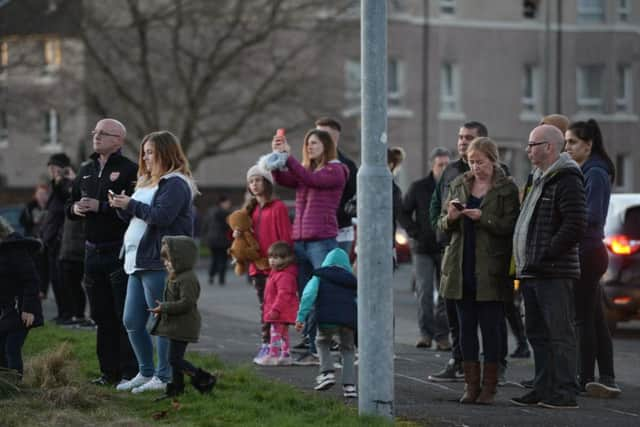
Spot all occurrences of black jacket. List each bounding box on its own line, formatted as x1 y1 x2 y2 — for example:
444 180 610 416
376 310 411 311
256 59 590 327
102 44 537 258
315 266 357 329
337 150 357 229
399 172 439 254
0 233 44 330
521 167 587 279
66 151 138 244
40 177 72 247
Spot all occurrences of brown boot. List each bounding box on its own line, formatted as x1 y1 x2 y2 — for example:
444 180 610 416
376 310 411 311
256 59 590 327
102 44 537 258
459 361 481 404
476 362 498 404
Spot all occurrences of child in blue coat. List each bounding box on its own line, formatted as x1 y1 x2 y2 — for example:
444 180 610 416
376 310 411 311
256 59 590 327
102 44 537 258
295 248 357 398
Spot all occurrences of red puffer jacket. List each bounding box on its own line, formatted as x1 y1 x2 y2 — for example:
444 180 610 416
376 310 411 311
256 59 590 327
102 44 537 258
263 264 299 324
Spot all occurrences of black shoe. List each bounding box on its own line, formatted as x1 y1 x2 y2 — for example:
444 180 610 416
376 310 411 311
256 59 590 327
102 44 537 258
330 340 340 353
585 379 621 398
520 378 534 389
510 390 543 406
155 382 185 401
427 359 463 382
191 369 217 394
509 343 531 358
292 338 310 351
538 393 578 409
90 375 118 386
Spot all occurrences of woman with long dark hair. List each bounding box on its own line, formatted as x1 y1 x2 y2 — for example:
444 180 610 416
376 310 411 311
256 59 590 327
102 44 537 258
565 119 620 397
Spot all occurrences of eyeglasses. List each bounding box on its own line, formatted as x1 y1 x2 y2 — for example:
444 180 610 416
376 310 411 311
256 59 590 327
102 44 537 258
527 140 549 148
458 134 476 141
91 130 121 138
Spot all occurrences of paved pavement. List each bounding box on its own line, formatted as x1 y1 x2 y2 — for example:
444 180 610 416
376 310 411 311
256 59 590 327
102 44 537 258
48 261 640 426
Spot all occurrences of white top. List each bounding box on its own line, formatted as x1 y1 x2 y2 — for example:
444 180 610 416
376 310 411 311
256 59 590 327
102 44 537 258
123 185 158 274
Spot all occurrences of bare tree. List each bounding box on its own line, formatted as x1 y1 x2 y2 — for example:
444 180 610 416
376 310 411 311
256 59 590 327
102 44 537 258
79 0 353 170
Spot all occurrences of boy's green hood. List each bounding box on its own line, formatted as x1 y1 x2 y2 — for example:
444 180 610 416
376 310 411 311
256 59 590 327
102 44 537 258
321 248 352 272
163 235 198 274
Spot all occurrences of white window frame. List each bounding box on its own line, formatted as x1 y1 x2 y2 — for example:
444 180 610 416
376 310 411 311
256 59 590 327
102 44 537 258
344 58 405 108
440 0 455 15
521 64 540 113
577 0 605 23
43 109 60 147
577 65 604 113
43 38 61 73
616 64 633 113
440 62 460 113
617 0 631 21
614 153 633 192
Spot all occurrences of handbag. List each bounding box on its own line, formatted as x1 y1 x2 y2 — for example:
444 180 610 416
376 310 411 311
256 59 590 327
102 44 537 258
0 305 23 333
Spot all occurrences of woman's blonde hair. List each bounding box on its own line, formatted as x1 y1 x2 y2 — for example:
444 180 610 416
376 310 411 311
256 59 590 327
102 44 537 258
467 137 499 165
136 131 194 188
301 129 337 170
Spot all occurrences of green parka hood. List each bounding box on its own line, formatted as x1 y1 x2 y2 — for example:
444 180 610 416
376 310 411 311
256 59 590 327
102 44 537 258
162 235 198 274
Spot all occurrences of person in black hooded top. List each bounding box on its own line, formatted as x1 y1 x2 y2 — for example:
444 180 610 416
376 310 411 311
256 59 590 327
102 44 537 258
564 119 621 398
0 216 43 379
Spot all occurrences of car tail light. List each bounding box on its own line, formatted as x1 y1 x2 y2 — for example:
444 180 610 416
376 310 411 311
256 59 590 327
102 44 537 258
613 296 632 305
604 235 640 255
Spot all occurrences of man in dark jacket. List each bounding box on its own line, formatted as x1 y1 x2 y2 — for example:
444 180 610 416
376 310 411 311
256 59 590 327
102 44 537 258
428 121 487 382
399 147 450 349
510 124 587 409
66 118 138 386
315 118 357 255
40 153 74 323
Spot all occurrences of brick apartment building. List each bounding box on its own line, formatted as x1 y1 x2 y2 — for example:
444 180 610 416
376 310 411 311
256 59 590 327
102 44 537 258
1 0 638 205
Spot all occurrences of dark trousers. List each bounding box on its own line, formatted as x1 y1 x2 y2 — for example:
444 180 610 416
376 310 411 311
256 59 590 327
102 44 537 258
60 260 87 319
169 339 198 385
522 278 577 399
208 248 228 285
455 294 503 363
0 329 28 375
574 244 615 384
251 274 270 344
84 246 137 380
48 242 74 320
435 297 462 361
35 247 49 297
505 291 527 346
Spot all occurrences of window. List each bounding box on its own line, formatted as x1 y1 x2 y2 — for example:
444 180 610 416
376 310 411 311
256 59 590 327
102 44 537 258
43 109 60 146
440 0 455 15
43 38 61 72
577 0 605 23
618 0 631 21
522 64 540 113
440 63 460 113
0 41 7 77
344 58 405 108
576 65 604 113
616 64 633 113
0 110 7 145
615 153 632 190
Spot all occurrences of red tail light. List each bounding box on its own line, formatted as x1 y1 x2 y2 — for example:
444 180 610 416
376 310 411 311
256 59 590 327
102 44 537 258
604 235 640 255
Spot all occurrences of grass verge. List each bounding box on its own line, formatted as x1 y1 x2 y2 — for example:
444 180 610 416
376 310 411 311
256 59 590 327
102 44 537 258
0 324 404 426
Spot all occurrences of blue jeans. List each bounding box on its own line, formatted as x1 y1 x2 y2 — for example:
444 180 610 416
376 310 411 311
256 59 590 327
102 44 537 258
522 278 577 399
0 329 28 376
294 238 338 353
123 270 171 382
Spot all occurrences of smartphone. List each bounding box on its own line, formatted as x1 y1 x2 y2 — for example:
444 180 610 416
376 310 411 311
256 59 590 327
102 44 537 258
276 128 286 137
108 189 115 197
452 201 465 211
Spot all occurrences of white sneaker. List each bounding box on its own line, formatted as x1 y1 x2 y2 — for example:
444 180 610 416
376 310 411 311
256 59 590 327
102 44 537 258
116 373 152 391
131 376 167 394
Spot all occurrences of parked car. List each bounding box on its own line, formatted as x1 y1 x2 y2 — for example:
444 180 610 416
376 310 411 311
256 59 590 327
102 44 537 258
601 194 640 333
0 204 25 235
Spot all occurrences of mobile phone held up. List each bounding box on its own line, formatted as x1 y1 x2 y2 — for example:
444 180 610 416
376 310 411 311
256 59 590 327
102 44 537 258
276 128 286 137
108 189 115 198
452 201 465 211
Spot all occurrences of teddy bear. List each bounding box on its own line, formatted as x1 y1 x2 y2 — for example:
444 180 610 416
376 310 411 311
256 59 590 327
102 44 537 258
226 209 269 276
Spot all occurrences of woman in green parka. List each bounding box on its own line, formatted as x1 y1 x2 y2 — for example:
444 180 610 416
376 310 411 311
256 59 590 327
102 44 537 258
437 137 520 405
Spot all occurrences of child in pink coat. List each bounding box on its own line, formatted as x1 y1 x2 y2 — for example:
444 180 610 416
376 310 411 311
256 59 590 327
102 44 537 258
256 241 299 366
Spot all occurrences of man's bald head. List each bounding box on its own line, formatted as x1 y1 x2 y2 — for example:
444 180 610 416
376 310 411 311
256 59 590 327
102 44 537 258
527 124 564 171
531 124 564 154
97 118 127 138
93 118 126 156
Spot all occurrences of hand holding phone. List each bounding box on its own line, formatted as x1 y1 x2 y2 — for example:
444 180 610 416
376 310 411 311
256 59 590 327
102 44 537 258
276 128 286 137
451 201 465 211
108 189 115 198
